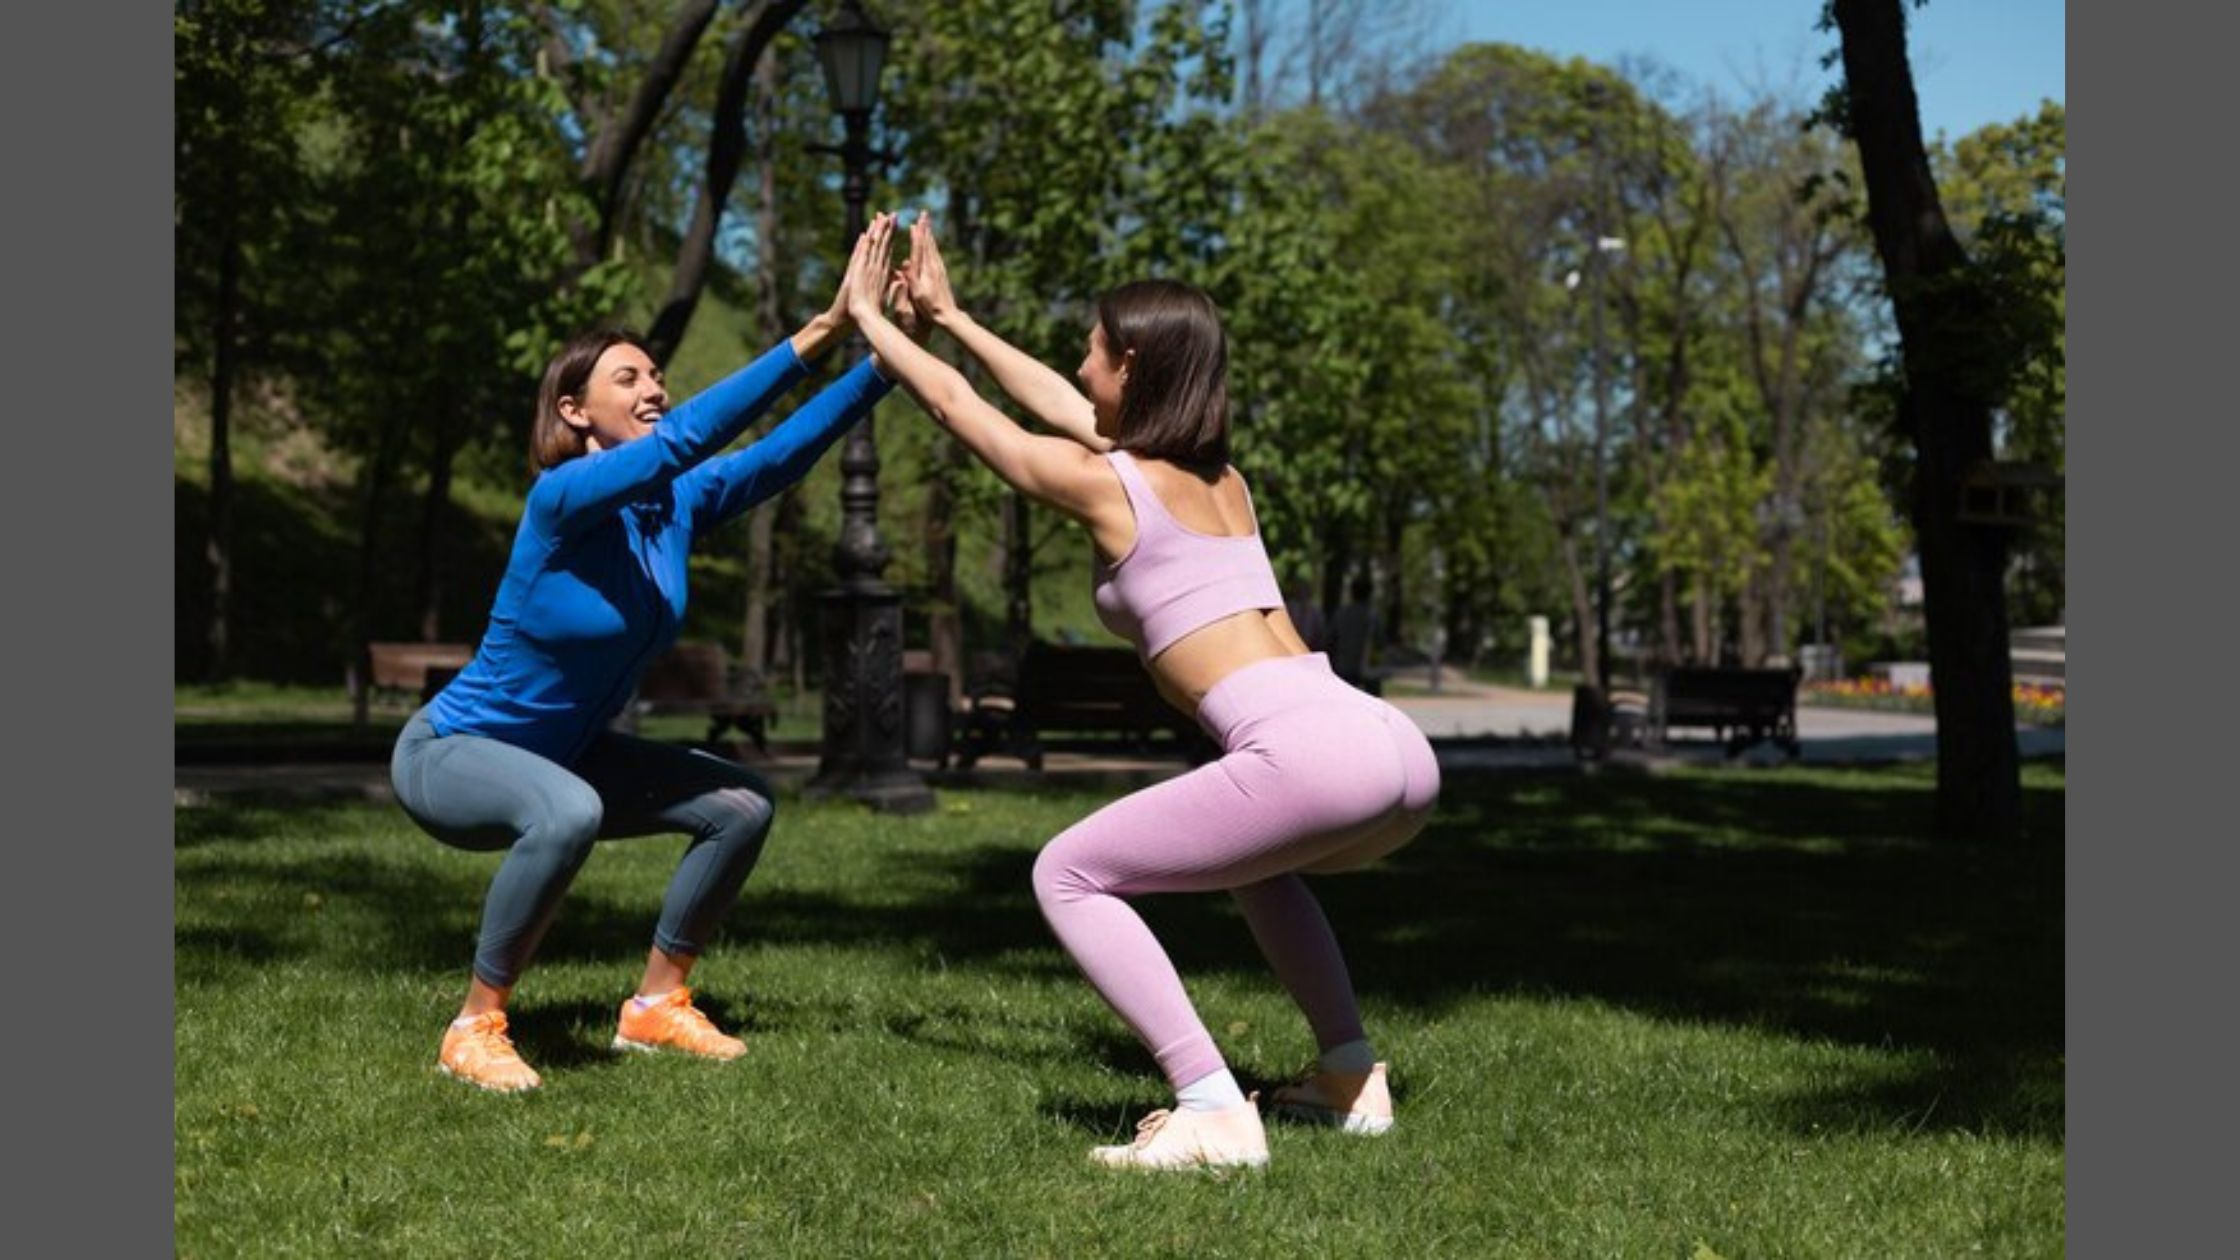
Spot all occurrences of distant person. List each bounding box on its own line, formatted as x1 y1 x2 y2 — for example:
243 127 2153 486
1328 575 1380 695
1283 579 1328 653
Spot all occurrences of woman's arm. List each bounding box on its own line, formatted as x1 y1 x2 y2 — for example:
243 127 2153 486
531 249 861 536
530 340 810 535
852 216 1110 519
677 358 892 533
788 251 857 361
904 214 1110 452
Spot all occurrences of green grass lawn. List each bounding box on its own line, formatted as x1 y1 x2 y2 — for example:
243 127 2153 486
175 762 2063 1258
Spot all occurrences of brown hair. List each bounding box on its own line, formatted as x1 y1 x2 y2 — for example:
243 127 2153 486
530 329 655 471
1097 279 1229 475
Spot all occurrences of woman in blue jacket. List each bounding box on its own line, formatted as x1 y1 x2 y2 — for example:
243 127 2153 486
392 232 898 1092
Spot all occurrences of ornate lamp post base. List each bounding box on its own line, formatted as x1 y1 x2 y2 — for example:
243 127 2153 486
805 582 935 814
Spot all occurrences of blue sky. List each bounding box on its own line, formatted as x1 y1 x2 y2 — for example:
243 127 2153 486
1440 0 2064 140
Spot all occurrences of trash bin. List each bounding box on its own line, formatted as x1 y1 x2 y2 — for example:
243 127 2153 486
904 671 952 763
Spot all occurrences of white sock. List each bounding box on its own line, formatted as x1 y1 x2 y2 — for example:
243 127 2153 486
1175 1068 1248 1112
1319 1039 1376 1075
632 989 677 1010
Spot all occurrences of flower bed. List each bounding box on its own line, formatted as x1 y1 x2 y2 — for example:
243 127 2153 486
1802 676 2066 727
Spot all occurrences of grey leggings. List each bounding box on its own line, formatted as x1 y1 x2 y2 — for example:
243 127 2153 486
390 707 777 989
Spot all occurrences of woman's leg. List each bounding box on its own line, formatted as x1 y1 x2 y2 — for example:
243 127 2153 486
570 733 777 1058
571 732 779 987
391 713 606 998
1229 875 1365 1052
1032 710 1411 1093
391 710 603 1091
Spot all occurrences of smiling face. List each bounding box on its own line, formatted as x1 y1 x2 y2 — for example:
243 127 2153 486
1075 320 1131 441
559 343 669 452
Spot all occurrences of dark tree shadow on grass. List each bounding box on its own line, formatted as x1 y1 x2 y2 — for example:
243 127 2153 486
176 766 2063 1141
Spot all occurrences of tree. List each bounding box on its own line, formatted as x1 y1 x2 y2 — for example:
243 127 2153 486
175 0 327 681
1706 99 1864 664
1826 0 2027 842
1366 45 1654 679
879 0 1236 674
1938 102 2066 626
267 1 625 711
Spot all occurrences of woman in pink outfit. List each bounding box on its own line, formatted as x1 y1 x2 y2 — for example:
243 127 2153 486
847 213 1439 1171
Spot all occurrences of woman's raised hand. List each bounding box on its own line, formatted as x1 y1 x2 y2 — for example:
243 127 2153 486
904 212 959 325
842 212 897 324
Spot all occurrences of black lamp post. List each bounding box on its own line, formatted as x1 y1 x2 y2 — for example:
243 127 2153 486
804 0 932 813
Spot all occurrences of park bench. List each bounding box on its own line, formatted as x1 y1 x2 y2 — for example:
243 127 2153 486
1649 666 1802 759
953 641 1211 771
364 641 476 704
616 641 777 753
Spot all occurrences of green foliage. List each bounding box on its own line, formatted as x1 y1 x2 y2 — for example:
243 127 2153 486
176 4 2049 680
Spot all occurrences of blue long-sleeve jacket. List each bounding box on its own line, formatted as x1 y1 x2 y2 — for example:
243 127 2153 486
427 341 890 765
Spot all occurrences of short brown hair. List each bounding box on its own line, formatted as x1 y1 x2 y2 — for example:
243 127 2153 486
1098 280 1229 474
530 329 654 471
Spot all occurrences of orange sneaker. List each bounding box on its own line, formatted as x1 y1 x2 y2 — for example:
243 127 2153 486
1089 1099 1270 1172
612 987 746 1061
1268 1062 1394 1134
438 1012 542 1094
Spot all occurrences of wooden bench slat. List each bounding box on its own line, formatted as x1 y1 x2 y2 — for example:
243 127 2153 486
957 642 1206 770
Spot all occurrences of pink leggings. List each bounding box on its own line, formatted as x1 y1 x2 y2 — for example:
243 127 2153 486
1031 653 1440 1088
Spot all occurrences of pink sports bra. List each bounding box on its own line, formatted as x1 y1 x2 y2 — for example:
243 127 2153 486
1092 449 1285 660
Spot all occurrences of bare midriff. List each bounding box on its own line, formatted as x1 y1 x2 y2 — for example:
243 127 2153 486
1143 610 1303 716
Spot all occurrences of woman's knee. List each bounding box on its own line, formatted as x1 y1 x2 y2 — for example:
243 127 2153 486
706 786 777 845
1031 833 1104 908
527 781 604 859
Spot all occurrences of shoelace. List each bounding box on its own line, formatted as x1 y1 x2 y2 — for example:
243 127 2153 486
654 994 718 1034
459 1018 522 1066
671 1008 722 1040
1131 1109 1175 1147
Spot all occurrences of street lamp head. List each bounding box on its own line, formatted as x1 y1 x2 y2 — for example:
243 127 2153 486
816 0 890 118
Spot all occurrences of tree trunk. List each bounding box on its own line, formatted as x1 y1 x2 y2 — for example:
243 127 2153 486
1765 528 1795 660
923 193 983 699
351 415 410 725
1658 569 1681 667
1003 490 1032 653
1559 528 1598 684
416 414 463 642
924 451 964 701
1381 506 1406 650
571 0 722 269
646 0 808 363
1691 571 1713 664
1730 573 1754 666
772 487 807 695
1240 0 1270 116
1833 0 2021 843
204 162 241 683
1320 528 1350 617
742 498 778 671
740 42 787 675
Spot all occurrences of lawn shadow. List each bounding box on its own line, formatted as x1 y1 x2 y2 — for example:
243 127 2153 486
176 767 2062 1141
